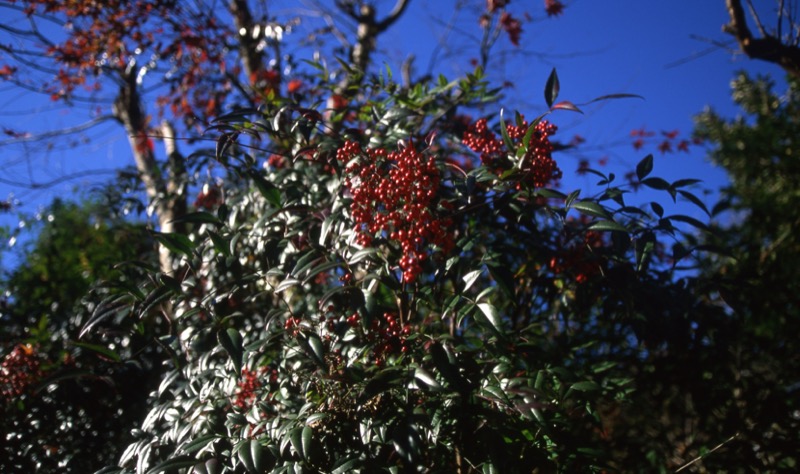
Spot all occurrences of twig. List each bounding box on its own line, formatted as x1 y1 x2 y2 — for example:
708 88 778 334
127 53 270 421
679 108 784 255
674 432 740 473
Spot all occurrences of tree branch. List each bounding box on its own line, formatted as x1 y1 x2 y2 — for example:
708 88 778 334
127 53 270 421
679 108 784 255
724 0 800 77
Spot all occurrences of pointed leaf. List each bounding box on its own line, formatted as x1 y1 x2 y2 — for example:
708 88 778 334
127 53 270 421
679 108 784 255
145 456 199 474
544 68 560 108
588 220 629 233
551 101 583 113
476 302 504 335
248 171 282 207
71 341 121 362
570 200 610 219
218 328 243 376
641 177 670 191
584 93 644 105
499 109 515 153
636 154 654 181
677 190 711 216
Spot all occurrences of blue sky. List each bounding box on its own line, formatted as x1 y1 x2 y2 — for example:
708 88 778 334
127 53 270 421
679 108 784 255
0 0 788 260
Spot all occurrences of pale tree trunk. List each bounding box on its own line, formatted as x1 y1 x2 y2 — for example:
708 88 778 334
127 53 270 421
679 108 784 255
113 66 187 276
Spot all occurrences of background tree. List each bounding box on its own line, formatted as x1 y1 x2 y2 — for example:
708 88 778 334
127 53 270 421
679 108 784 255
1 191 159 472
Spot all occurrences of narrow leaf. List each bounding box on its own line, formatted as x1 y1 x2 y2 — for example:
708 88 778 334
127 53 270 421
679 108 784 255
145 456 199 474
588 220 629 233
641 177 670 191
636 154 654 181
498 109 515 153
570 200 610 219
677 189 711 216
544 68 560 108
218 328 243 376
551 101 583 114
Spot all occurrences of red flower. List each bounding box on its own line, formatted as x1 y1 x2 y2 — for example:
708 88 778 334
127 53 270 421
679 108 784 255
500 12 522 46
545 0 565 17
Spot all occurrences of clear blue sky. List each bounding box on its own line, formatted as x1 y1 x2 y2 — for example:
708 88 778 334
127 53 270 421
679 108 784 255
0 0 787 260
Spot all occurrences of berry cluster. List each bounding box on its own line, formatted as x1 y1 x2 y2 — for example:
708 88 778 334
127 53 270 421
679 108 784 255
367 312 411 366
233 366 277 411
337 141 453 283
1 344 45 401
548 217 607 284
463 117 562 190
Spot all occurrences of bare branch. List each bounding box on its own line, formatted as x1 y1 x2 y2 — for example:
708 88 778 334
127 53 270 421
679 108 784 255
724 0 800 77
0 115 116 146
376 0 411 32
0 169 119 190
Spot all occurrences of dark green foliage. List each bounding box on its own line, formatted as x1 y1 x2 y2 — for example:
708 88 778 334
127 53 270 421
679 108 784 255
1 195 160 472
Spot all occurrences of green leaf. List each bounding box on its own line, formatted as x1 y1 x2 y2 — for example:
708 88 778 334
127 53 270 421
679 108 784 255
570 200 610 219
348 247 380 265
636 154 654 181
207 231 231 256
218 328 243 376
298 332 327 369
181 434 220 454
677 189 711 216
672 178 702 188
462 269 482 292
301 426 314 461
289 427 305 459
248 170 282 207
237 440 256 473
71 341 121 362
583 93 644 105
544 68 559 108
588 220 629 233
152 231 196 257
476 302 504 335
499 109 515 153
332 458 361 474
145 456 199 474
170 211 222 226
641 177 670 191
275 278 300 293
665 214 710 232
650 202 664 218
570 381 601 392
414 367 443 390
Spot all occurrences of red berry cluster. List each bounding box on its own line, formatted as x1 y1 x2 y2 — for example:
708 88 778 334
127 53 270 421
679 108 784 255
193 183 223 209
367 312 411 366
337 141 454 283
284 316 303 337
548 217 607 284
463 117 562 190
233 366 278 411
1 344 45 401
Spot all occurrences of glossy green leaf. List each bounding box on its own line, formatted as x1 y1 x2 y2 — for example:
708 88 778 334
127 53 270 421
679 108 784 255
570 380 601 392
588 220 629 233
248 170 282 207
145 456 199 474
476 302 504 335
570 200 610 219
218 328 243 376
71 341 121 362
